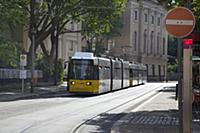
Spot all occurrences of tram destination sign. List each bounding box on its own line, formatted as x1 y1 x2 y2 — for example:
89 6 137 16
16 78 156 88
165 7 196 38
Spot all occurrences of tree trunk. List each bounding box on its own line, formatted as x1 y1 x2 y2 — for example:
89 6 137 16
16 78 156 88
53 29 59 85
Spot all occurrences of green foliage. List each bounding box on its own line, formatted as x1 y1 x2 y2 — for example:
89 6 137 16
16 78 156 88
35 54 64 83
105 16 123 37
160 0 200 30
35 54 53 81
168 37 177 57
167 36 178 75
82 0 127 38
192 0 200 30
0 0 27 26
167 61 178 74
0 38 20 68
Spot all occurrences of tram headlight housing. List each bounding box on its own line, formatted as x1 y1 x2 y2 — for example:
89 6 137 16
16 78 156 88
71 81 75 85
86 82 92 86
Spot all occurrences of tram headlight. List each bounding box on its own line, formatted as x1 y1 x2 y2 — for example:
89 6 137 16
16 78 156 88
71 81 75 85
86 82 92 86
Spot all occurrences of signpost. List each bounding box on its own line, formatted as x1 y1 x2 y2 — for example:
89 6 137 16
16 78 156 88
165 7 196 133
20 54 27 93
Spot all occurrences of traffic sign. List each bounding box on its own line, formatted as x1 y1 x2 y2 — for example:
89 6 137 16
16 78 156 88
20 70 27 79
20 54 27 66
165 7 196 38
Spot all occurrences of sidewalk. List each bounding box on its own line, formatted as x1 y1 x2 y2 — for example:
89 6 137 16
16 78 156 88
111 85 200 133
0 82 68 102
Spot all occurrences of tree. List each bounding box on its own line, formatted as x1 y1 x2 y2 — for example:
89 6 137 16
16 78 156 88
158 0 200 30
82 8 124 54
0 38 20 68
23 0 126 59
192 0 200 30
0 0 26 26
0 1 26 68
21 0 126 82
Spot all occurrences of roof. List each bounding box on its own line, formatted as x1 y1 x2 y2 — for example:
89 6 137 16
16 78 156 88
71 52 95 60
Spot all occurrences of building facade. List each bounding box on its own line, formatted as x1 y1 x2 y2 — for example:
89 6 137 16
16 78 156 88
111 0 168 81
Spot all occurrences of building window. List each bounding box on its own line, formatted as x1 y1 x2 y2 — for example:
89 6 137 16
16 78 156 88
152 64 155 76
157 33 160 55
163 65 165 76
150 31 154 54
163 38 165 55
69 40 74 51
151 15 154 24
143 30 147 53
159 65 161 76
134 11 138 20
157 17 161 26
133 31 137 51
146 64 148 76
144 13 148 22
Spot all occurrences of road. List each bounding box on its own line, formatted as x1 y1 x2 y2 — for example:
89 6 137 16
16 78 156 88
0 83 176 133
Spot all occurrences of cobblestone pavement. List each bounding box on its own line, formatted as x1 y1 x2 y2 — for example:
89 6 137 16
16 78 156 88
111 84 200 133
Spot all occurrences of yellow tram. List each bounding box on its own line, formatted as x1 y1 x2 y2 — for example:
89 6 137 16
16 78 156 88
68 52 147 94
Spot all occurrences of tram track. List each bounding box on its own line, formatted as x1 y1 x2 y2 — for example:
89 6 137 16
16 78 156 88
71 84 165 133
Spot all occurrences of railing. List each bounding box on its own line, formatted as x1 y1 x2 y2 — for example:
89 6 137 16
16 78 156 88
0 68 43 79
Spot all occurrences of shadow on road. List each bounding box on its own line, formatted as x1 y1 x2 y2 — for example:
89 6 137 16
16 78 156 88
82 110 179 133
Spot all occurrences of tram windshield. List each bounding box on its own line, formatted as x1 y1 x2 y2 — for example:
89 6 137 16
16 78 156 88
69 60 98 80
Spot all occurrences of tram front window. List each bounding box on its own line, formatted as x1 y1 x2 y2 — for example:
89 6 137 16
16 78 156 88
69 60 97 80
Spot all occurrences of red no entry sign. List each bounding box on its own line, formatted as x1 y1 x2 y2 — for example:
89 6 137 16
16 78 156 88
165 7 196 38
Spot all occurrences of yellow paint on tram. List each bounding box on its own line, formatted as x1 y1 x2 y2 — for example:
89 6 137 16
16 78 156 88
69 80 99 94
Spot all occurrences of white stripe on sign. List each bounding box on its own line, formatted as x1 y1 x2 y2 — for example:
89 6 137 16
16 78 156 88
166 19 194 25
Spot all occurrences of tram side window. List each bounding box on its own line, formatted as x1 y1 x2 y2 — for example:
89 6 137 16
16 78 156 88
99 66 110 79
115 67 121 80
124 68 129 80
130 69 133 79
133 70 138 78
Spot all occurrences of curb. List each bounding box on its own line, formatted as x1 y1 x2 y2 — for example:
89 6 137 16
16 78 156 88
0 86 68 102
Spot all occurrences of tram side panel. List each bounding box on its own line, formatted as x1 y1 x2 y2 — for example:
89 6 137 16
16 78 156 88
112 60 123 91
130 68 138 86
98 59 111 93
129 68 133 86
139 70 143 84
134 69 139 86
142 68 147 84
123 61 130 88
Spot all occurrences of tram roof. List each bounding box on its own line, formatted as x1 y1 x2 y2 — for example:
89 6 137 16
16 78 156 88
72 52 96 60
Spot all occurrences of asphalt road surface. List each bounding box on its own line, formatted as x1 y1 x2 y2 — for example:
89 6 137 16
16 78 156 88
0 83 176 133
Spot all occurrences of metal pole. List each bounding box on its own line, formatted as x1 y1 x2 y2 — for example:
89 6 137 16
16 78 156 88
182 46 193 133
178 38 183 133
31 30 35 93
22 66 25 93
